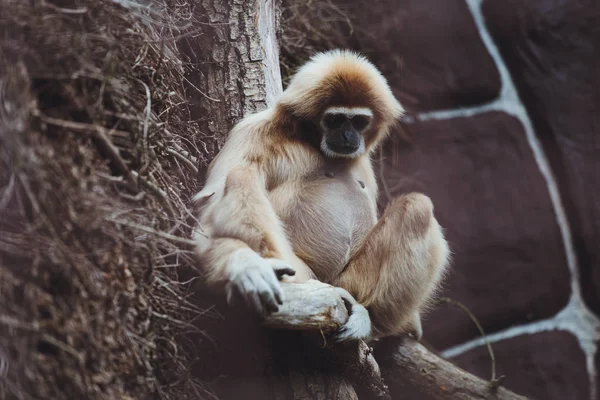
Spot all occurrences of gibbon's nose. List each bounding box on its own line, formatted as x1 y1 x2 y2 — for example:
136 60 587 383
341 121 354 142
342 130 352 142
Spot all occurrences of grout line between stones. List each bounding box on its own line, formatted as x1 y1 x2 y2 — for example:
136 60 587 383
441 296 599 366
402 0 600 397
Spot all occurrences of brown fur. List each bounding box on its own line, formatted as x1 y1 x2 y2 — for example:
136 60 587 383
194 50 450 338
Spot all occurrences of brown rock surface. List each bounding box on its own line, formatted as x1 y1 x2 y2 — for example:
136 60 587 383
351 0 501 111
281 0 501 112
378 112 571 349
452 331 589 400
482 0 600 316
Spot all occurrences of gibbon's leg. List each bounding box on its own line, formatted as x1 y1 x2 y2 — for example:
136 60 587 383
331 193 450 339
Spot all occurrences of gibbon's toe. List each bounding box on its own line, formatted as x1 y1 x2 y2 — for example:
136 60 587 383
332 287 372 342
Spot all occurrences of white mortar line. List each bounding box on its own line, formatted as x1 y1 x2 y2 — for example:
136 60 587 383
414 101 501 122
407 0 600 397
442 296 600 360
586 353 598 400
442 295 600 399
466 0 582 292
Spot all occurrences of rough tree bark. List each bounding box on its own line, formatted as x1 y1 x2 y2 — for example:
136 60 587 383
180 0 282 175
183 1 529 399
376 338 527 400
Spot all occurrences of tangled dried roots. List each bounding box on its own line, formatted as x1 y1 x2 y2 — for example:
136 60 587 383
0 0 213 398
279 0 356 84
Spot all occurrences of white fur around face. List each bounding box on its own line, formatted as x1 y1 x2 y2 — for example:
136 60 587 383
324 106 373 118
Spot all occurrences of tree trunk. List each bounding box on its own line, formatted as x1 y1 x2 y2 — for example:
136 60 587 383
179 0 282 176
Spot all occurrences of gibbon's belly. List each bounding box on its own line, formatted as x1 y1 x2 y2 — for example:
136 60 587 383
270 172 377 282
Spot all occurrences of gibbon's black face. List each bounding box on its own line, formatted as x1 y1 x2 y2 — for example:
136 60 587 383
319 107 373 158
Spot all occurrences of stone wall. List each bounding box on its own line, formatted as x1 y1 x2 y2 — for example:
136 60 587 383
285 0 600 398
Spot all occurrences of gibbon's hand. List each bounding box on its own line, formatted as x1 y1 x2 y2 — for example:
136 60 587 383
332 287 372 342
226 248 296 315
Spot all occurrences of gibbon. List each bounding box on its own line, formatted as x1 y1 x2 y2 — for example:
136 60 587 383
194 49 450 341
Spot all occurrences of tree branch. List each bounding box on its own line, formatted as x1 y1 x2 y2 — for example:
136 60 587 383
264 280 390 398
263 281 529 400
377 337 528 400
263 280 349 332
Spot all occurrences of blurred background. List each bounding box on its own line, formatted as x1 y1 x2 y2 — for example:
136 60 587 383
278 0 600 399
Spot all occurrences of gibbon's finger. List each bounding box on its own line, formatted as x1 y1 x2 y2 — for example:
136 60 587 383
332 327 350 343
257 267 283 310
266 258 296 280
273 284 284 305
239 278 264 315
336 305 372 342
259 289 279 314
274 267 296 280
264 273 284 305
245 272 279 315
225 282 236 305
247 288 265 315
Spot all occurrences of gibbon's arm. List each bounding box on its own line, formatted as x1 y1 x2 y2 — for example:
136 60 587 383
193 115 300 314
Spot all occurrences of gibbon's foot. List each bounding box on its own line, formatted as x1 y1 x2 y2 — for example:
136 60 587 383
332 287 372 342
226 248 296 315
407 311 423 341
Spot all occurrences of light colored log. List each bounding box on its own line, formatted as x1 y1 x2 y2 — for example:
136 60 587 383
263 280 349 332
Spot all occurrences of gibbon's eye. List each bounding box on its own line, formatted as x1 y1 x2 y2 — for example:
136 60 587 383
323 113 346 130
350 115 370 131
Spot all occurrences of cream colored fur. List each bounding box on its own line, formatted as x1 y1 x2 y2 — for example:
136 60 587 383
194 50 450 340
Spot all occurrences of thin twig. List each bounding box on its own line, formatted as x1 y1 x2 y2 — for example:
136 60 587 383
0 314 40 331
131 171 176 220
110 218 196 246
41 334 84 364
165 147 198 175
138 79 152 174
182 76 221 102
0 174 16 210
37 113 130 139
437 297 502 386
43 2 88 14
37 113 138 190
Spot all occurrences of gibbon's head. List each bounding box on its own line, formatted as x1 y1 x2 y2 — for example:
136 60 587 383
277 49 404 159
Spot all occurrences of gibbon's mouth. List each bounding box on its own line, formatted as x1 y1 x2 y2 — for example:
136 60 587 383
321 137 365 158
328 142 359 154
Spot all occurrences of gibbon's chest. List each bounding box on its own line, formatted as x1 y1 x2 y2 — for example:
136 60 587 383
268 164 378 282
